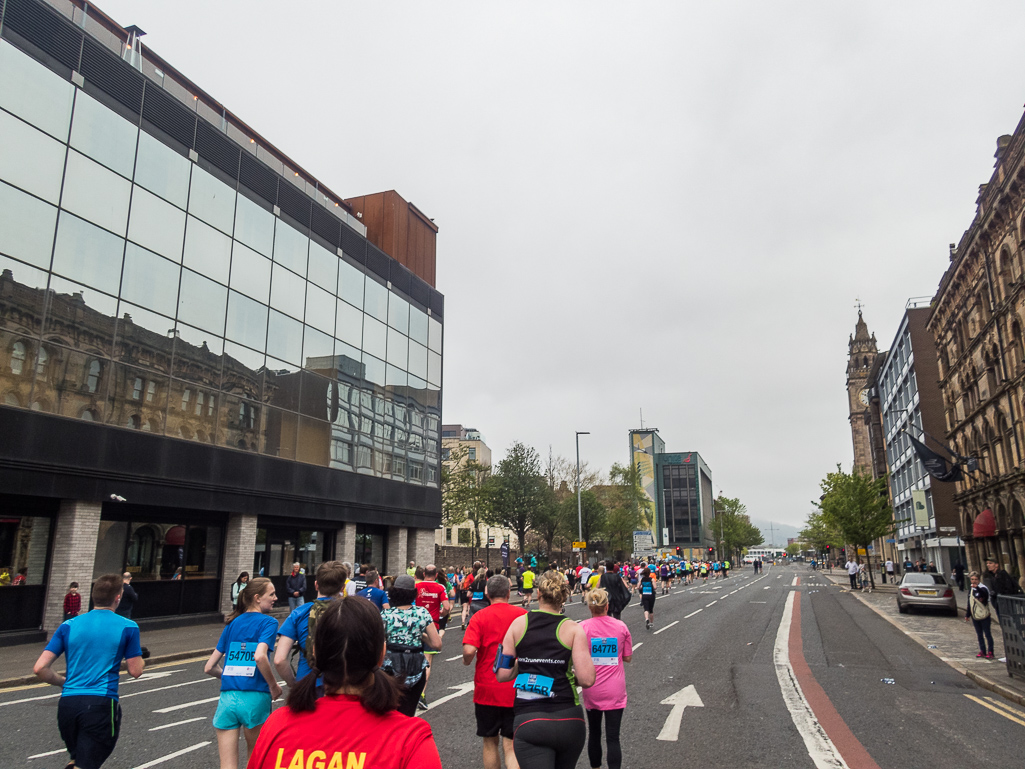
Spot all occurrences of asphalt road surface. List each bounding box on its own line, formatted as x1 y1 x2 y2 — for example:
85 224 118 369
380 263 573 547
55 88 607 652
4 564 1024 768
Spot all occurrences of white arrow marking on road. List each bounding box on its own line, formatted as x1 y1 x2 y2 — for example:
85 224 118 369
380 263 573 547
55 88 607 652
656 684 704 741
124 670 181 684
420 681 475 712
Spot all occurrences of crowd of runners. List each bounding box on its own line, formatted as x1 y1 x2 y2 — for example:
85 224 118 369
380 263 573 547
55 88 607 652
32 555 746 769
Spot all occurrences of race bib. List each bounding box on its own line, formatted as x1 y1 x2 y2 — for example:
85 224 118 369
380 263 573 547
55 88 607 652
472 591 484 601
514 673 555 700
223 642 257 677
590 637 619 666
642 583 653 595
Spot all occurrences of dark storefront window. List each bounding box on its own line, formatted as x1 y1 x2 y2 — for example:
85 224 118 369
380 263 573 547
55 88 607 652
354 523 387 571
0 510 54 632
93 511 223 619
254 527 330 605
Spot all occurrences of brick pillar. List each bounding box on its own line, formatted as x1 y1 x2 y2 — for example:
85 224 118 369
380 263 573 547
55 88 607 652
43 500 102 634
410 527 435 569
220 513 258 617
338 522 357 567
386 526 408 577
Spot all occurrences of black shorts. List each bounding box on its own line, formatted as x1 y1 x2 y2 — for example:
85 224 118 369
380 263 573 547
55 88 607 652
57 695 122 769
641 595 656 612
475 702 515 738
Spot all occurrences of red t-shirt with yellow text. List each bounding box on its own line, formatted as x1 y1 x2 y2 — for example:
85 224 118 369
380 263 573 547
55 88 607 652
247 694 440 769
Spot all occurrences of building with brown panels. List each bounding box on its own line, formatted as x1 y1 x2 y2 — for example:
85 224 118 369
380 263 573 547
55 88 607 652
343 191 438 288
927 114 1025 585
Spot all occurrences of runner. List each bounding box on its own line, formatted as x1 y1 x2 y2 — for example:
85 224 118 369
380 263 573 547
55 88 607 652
33 574 145 769
580 587 632 769
204 577 282 769
356 569 390 611
520 563 536 608
416 565 451 709
274 560 347 689
462 574 525 769
461 561 481 629
659 562 671 594
639 567 656 630
497 570 596 769
467 567 491 623
247 598 442 769
565 566 577 603
381 575 442 716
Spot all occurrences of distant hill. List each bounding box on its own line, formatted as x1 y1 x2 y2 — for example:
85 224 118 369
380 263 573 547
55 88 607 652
750 519 801 548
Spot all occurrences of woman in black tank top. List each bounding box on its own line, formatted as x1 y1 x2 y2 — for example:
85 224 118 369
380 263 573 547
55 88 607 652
498 570 596 769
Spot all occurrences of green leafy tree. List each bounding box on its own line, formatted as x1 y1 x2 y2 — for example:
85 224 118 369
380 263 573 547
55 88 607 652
443 445 496 549
490 442 549 554
815 465 894 588
712 495 764 562
799 509 843 556
560 489 607 555
599 463 648 556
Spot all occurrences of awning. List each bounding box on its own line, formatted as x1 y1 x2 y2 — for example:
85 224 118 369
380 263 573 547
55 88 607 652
164 525 186 546
972 509 997 538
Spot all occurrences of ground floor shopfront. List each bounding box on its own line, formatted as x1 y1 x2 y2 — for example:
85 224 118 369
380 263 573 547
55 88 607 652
0 492 434 640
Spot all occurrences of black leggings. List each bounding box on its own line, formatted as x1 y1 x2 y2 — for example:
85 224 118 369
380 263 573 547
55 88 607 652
396 673 427 717
513 706 586 769
586 707 624 769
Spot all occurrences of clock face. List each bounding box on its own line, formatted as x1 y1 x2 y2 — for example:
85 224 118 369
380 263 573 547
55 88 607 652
858 389 870 406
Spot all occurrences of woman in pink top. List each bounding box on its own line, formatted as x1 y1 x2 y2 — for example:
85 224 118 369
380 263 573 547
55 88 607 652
579 587 632 769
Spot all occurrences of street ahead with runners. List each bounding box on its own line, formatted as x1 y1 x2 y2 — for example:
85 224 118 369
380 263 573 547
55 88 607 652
5 563 1025 768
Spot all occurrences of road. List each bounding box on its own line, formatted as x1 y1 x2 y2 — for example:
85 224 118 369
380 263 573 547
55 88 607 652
4 564 1024 768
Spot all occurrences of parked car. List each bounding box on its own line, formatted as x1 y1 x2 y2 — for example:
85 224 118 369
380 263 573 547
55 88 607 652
896 573 958 616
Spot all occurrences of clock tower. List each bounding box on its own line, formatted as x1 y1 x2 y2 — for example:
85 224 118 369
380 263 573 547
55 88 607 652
847 310 879 474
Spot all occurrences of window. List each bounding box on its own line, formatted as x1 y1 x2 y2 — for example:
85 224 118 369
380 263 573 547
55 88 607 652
85 359 102 393
146 381 156 403
239 401 257 430
128 413 141 429
10 341 26 375
132 377 143 400
195 391 205 416
356 446 372 469
468 447 477 461
0 180 59 269
409 461 423 481
182 388 191 411
0 109 67 204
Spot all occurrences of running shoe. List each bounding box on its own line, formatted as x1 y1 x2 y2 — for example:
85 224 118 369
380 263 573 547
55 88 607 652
986 652 995 659
645 619 650 630
976 651 986 658
418 694 429 710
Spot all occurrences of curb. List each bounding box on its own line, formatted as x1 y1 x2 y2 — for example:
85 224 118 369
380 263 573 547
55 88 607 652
0 648 214 691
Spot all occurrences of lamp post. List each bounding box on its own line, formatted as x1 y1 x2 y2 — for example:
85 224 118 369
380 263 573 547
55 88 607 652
576 431 589 565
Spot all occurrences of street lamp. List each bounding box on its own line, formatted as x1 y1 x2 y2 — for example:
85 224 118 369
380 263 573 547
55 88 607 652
576 431 589 565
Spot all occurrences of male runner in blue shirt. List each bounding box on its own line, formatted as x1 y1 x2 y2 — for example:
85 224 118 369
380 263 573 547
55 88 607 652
34 573 145 769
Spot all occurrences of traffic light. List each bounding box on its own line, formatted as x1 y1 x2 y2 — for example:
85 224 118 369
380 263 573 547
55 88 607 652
676 546 681 555
708 547 713 555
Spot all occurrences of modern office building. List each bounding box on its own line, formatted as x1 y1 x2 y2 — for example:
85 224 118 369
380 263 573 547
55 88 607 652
0 0 443 640
878 302 960 572
629 429 714 556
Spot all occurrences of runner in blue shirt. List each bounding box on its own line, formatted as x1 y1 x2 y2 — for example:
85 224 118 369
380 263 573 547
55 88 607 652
274 560 347 688
33 574 145 769
205 577 281 769
356 569 391 611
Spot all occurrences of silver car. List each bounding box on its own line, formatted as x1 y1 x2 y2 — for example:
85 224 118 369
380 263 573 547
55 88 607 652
896 573 958 616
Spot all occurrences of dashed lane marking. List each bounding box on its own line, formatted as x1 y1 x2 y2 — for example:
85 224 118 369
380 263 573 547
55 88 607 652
706 601 718 607
120 679 212 700
445 654 463 662
130 741 212 769
152 696 220 714
633 643 643 650
685 610 702 618
653 621 680 635
27 748 66 760
149 716 207 731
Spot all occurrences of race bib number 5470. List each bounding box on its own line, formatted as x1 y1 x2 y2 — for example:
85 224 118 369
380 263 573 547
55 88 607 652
223 642 257 677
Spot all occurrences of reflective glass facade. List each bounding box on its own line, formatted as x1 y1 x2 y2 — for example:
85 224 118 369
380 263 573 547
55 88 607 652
0 39 442 488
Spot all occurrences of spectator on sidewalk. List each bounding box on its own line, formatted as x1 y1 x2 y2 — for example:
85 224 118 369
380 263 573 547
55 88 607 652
117 572 138 619
845 558 860 589
965 571 995 659
983 554 1020 621
884 559 894 584
952 560 965 591
285 563 306 612
62 582 81 622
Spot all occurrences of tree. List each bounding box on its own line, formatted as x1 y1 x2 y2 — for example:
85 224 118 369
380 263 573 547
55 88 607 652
490 442 549 555
786 543 803 556
560 490 607 556
799 509 843 555
711 495 763 562
600 463 648 556
815 465 894 589
442 445 495 549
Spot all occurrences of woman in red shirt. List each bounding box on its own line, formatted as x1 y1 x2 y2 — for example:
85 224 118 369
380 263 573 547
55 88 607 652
247 597 441 769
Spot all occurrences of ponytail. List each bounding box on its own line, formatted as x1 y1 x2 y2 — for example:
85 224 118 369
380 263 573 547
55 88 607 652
227 576 272 623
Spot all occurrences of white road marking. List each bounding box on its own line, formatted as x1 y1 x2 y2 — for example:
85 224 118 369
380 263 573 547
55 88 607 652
750 601 767 604
633 643 643 650
706 601 718 607
774 591 848 768
28 748 67 760
653 620 680 635
764 586 773 590
120 679 213 700
656 684 705 741
792 577 800 586
130 741 212 768
0 691 61 707
685 609 702 618
419 681 475 713
153 696 220 713
149 716 207 731
445 654 463 661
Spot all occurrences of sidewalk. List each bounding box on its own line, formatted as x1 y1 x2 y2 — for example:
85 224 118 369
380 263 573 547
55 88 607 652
814 567 1025 707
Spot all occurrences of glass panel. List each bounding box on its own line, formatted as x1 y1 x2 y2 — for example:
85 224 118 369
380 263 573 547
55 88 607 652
229 242 271 304
178 268 228 336
409 306 428 346
297 415 330 466
114 301 175 366
183 216 231 285
69 91 138 178
0 108 67 204
388 293 409 333
428 316 443 353
386 364 407 388
127 186 186 261
52 212 125 293
364 277 388 322
235 194 274 255
273 221 308 275
0 181 58 269
134 130 190 209
184 524 222 579
29 345 107 420
0 40 75 140
338 258 364 308
362 353 385 386
428 351 441 385
121 243 180 318
221 394 261 450
48 274 119 323
307 242 337 294
335 300 362 349
261 405 297 460
387 328 407 369
362 315 387 360
334 340 362 378
61 150 131 235
172 326 223 384
225 291 268 351
269 264 305 321
93 520 128 578
105 361 168 433
266 310 303 365
302 326 334 368
408 340 428 379
305 283 334 333
188 166 236 235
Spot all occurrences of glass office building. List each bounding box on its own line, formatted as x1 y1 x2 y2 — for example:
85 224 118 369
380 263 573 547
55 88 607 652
0 0 443 637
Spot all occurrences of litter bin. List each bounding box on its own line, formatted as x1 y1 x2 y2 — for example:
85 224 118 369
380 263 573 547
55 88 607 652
996 594 1025 680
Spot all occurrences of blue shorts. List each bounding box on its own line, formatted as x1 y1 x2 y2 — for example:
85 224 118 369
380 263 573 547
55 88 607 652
212 690 272 730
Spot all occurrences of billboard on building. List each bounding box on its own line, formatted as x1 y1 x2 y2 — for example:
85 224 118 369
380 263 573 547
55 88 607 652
630 432 657 531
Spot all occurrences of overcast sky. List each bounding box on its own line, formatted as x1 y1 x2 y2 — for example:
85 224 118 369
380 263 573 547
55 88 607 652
99 1 1025 531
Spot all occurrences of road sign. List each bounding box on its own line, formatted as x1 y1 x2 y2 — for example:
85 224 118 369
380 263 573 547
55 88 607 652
488 536 495 546
572 541 587 551
857 548 867 555
939 526 956 533
656 684 704 741
500 542 509 567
